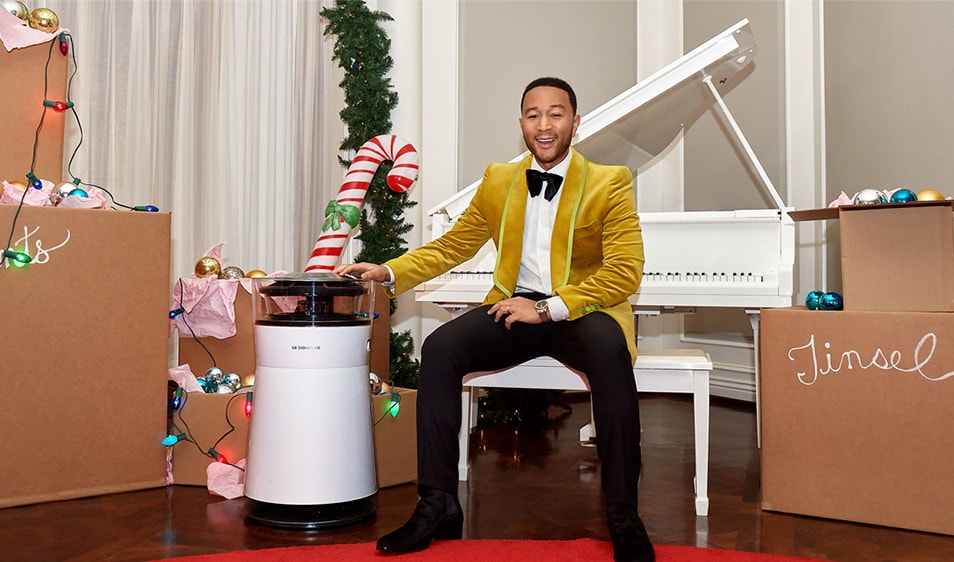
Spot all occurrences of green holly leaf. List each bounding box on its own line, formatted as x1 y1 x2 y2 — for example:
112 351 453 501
340 204 361 228
322 200 345 232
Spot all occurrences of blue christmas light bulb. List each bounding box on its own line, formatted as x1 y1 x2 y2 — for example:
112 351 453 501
161 434 186 446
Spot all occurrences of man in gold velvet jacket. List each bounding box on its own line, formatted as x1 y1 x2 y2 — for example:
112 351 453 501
337 77 654 562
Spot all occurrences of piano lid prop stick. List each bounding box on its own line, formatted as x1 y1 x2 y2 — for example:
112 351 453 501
305 134 419 272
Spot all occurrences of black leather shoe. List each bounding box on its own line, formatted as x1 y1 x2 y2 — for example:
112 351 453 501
376 487 463 553
606 502 655 562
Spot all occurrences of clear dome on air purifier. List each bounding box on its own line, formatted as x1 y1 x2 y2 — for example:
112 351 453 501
251 272 375 327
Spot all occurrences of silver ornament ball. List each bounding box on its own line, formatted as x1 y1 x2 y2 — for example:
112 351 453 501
852 189 887 206
219 266 245 280
50 183 75 206
204 366 224 382
2 1 28 20
223 373 242 391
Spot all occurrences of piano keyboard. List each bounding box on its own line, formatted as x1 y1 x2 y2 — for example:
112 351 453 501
416 267 787 309
642 271 765 284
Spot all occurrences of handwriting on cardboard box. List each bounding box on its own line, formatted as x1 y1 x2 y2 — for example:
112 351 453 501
2 224 71 267
787 333 954 386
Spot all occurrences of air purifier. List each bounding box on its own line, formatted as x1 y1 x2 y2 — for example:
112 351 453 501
244 272 377 529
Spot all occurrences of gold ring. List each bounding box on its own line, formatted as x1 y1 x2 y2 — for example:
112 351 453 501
506 306 511 313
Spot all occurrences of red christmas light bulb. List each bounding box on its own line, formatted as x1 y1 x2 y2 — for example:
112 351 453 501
43 100 72 111
244 391 254 417
208 448 228 463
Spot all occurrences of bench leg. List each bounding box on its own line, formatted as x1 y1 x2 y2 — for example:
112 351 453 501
693 369 710 516
458 388 472 481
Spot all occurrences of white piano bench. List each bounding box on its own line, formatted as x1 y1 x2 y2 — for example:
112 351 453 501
458 348 713 517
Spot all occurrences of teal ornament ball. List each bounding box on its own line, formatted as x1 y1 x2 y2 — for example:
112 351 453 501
890 189 918 203
820 291 843 311
852 189 887 205
805 290 825 310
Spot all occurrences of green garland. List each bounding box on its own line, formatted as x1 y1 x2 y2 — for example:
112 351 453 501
321 0 419 389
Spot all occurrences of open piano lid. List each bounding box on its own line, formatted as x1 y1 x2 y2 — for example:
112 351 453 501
430 18 782 219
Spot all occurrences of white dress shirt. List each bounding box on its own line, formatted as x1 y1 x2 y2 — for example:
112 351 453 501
515 153 571 322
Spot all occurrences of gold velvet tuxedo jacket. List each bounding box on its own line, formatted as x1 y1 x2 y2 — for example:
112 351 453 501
385 148 645 363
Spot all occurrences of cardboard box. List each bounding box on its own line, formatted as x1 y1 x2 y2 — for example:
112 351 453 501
369 284 391 380
372 388 417 488
177 282 391 380
177 288 258 381
759 307 954 535
790 201 954 312
0 39 67 183
169 390 251 486
0 206 171 508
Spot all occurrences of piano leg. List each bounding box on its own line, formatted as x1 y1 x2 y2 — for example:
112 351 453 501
746 309 762 448
578 400 597 446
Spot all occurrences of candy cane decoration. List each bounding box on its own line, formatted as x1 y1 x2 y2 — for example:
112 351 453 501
305 135 419 272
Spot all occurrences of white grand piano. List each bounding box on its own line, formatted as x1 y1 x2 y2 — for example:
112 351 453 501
414 18 794 316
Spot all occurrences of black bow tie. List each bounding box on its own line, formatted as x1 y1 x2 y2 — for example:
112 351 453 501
526 169 563 201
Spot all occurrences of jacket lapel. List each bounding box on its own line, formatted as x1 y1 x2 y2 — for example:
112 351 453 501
492 157 532 297
550 149 586 290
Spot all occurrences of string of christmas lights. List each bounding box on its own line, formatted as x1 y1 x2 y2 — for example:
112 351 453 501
165 388 250 470
171 277 219 369
2 24 159 271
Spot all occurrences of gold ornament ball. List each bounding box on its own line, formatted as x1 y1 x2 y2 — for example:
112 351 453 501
219 266 245 280
2 1 29 20
194 256 222 278
241 373 255 387
7 180 26 191
245 269 267 278
916 189 946 201
28 8 59 33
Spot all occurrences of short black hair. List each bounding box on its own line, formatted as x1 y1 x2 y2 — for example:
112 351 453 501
521 77 578 116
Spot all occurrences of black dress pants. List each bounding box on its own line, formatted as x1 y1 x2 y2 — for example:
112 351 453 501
415 303 642 508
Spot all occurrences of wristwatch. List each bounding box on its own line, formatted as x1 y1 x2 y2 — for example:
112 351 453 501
534 299 552 322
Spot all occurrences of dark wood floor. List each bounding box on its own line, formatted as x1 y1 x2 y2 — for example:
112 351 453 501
2 393 953 562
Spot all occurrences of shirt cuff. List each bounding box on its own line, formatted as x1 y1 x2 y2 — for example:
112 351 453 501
547 296 569 322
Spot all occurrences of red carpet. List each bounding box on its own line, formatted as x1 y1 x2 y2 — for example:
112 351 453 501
164 539 823 561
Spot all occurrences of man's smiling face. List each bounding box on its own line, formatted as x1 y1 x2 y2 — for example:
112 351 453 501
519 86 580 171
